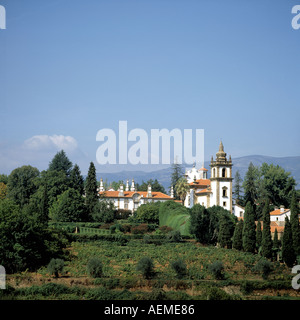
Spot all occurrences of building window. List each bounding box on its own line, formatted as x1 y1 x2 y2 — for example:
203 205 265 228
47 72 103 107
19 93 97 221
124 199 129 210
223 201 226 207
222 168 226 178
240 211 243 217
222 187 228 197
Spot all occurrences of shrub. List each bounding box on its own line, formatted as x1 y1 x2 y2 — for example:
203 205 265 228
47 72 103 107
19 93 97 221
208 261 225 280
47 258 64 278
136 256 155 279
171 259 187 279
87 258 103 278
167 230 182 242
131 224 149 234
253 258 273 280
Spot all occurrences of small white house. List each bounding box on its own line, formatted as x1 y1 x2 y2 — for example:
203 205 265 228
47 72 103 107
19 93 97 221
270 205 291 225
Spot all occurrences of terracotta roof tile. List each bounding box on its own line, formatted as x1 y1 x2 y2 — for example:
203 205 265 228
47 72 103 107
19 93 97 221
99 190 172 199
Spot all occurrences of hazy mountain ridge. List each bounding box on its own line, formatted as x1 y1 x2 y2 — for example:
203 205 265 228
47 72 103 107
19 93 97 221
96 155 300 192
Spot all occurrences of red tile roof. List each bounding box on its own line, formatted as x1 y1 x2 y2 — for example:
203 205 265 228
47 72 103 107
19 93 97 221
99 190 172 199
189 179 211 187
270 209 290 216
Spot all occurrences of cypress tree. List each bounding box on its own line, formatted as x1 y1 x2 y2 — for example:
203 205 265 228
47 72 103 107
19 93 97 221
282 217 296 267
272 228 280 261
232 219 243 251
218 216 232 248
256 220 262 252
261 200 273 259
290 192 300 257
48 150 73 177
85 162 98 219
242 202 256 253
70 164 85 196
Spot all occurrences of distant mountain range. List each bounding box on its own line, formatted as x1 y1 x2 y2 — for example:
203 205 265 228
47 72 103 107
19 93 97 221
95 155 300 193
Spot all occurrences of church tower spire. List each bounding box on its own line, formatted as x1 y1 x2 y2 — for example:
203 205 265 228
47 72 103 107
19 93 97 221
210 141 233 213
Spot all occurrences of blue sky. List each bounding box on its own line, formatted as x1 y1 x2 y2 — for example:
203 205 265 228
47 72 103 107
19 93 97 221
0 0 299 175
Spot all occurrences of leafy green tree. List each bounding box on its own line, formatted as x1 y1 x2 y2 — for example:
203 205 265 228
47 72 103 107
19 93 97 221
0 173 8 184
139 179 166 193
260 163 296 208
170 160 183 199
175 177 190 205
48 150 73 177
85 162 99 218
261 200 273 259
136 257 155 279
49 188 86 222
0 199 67 273
242 202 256 253
256 220 262 252
254 257 273 280
290 192 300 257
232 219 243 251
135 202 161 223
243 162 259 208
7 165 40 207
92 199 115 223
282 217 296 267
47 258 64 278
70 164 85 196
189 204 211 244
0 182 7 200
234 170 243 205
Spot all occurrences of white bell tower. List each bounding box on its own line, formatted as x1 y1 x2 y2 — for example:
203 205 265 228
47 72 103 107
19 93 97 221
209 141 233 212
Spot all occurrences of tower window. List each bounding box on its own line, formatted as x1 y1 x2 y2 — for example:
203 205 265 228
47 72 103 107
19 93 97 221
222 168 226 178
213 168 215 178
222 187 228 197
223 201 226 207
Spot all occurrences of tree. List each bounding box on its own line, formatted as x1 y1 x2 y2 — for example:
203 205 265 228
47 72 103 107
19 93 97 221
254 257 273 280
242 202 256 253
92 199 115 223
136 257 155 279
243 162 259 208
49 188 86 222
0 182 7 200
139 179 166 194
189 204 211 244
48 150 72 177
218 215 232 248
208 261 225 280
272 228 280 260
256 220 262 252
282 217 296 267
7 165 40 207
261 200 273 259
70 164 85 196
170 160 183 199
175 177 190 205
232 219 243 251
85 162 99 218
0 199 67 273
234 170 243 205
135 202 161 223
290 192 300 257
260 163 296 208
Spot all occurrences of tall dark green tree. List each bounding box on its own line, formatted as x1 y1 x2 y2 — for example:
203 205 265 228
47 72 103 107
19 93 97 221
170 160 183 200
261 200 273 259
7 165 40 207
256 220 262 252
242 202 256 253
85 162 98 218
70 164 85 196
282 216 296 267
290 192 300 257
272 228 280 260
232 219 243 251
218 215 232 248
234 170 243 205
243 162 259 208
48 150 73 177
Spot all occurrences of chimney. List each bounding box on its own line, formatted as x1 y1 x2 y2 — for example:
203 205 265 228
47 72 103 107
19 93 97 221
125 179 129 191
280 205 285 213
119 183 124 197
130 179 135 192
147 184 152 198
99 178 104 192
